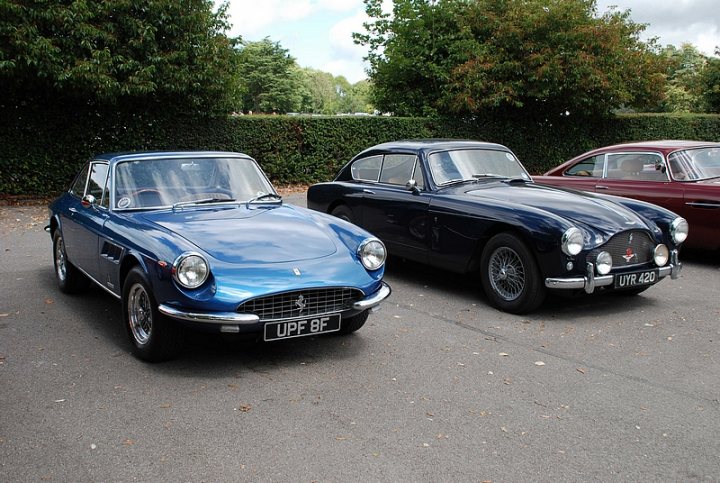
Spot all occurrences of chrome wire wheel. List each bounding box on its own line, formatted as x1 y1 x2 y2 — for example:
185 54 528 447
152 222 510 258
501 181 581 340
488 246 526 301
54 236 67 282
128 282 153 345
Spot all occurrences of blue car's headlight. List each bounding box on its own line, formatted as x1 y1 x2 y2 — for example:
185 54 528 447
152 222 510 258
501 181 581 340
670 217 689 244
358 238 386 271
173 252 209 289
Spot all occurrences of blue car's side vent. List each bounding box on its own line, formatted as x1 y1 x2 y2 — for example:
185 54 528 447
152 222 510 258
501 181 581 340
238 288 364 321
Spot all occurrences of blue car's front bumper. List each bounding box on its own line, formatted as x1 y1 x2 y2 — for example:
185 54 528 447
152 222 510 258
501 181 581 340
158 282 391 333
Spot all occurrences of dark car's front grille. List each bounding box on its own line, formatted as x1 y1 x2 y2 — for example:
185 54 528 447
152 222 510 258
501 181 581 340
592 230 656 268
237 288 364 321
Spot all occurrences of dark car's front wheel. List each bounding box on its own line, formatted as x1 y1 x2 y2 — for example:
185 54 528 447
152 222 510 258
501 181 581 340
122 267 184 362
480 233 546 314
53 231 89 294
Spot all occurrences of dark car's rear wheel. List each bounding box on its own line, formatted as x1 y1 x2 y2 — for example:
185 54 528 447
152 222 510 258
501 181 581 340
123 267 184 362
331 205 354 223
53 231 89 294
480 233 546 314
339 310 369 334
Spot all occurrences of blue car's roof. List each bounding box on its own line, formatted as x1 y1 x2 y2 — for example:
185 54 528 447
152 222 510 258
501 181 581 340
94 151 253 163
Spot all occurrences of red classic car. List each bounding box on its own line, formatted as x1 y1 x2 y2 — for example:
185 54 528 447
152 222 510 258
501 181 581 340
534 140 720 250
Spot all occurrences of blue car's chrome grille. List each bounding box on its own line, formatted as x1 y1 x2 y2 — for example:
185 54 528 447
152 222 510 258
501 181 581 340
592 230 655 268
237 288 364 321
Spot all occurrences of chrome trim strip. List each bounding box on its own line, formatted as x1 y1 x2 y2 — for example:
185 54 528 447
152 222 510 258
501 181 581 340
352 282 391 310
158 305 260 324
686 201 720 208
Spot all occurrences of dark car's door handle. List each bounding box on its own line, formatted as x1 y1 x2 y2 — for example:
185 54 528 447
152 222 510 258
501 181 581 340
363 189 376 195
69 207 79 214
595 185 609 190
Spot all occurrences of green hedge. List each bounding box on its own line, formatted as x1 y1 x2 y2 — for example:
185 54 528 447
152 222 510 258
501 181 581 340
1 107 719 196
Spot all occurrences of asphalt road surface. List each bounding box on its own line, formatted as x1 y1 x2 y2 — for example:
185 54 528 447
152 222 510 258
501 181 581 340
1 196 719 482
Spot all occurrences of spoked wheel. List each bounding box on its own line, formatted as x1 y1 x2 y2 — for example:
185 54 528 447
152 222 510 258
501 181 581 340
331 205 354 223
122 267 184 362
52 231 88 293
480 233 546 314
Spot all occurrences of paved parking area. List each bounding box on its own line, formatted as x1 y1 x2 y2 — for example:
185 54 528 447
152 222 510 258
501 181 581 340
1 197 719 481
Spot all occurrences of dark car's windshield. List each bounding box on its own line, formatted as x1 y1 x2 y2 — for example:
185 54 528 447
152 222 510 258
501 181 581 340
668 147 720 181
114 156 276 210
428 149 531 186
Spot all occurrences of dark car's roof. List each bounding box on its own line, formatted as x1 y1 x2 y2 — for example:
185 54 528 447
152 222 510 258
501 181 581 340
355 139 510 157
94 151 253 163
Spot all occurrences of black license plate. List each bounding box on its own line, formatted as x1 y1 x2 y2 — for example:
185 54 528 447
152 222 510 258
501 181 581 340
264 314 341 341
614 269 659 289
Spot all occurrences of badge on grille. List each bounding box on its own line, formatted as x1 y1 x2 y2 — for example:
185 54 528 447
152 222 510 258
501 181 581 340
295 295 307 311
622 247 636 263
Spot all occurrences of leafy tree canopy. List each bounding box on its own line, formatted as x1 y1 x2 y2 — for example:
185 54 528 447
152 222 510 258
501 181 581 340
0 0 240 113
235 38 308 114
355 0 667 119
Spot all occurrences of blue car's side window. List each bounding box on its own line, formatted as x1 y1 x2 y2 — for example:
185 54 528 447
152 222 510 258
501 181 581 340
69 163 91 198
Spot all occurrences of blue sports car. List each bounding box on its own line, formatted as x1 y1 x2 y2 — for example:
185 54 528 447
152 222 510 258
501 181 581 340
307 140 688 314
47 151 391 361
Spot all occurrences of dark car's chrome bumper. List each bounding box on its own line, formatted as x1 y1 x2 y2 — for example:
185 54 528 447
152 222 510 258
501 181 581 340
158 282 391 332
545 251 682 294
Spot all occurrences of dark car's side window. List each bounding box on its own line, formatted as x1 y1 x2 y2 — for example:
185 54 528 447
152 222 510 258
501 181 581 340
351 155 382 181
69 163 91 198
379 154 417 185
566 155 604 177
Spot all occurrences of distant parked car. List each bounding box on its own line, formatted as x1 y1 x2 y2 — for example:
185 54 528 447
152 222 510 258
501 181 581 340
534 140 720 250
47 151 390 361
307 140 688 314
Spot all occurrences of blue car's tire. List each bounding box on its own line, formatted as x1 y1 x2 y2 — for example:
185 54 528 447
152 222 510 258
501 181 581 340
339 310 369 334
480 233 546 314
122 267 184 362
53 231 89 294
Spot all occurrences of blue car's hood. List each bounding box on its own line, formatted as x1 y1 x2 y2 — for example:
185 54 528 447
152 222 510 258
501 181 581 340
461 182 649 233
140 204 338 263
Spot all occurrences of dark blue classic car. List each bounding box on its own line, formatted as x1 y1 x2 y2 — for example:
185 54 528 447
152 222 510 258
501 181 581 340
307 140 688 314
48 151 390 361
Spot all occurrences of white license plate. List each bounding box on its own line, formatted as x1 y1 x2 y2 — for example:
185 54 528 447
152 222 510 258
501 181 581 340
264 314 341 341
615 269 658 288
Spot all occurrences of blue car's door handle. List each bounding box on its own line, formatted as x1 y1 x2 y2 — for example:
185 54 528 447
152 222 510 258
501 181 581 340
69 207 78 214
363 189 375 195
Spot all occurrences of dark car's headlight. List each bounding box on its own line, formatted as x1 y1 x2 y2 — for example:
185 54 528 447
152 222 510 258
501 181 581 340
561 227 583 256
173 252 209 289
670 217 689 244
358 238 386 271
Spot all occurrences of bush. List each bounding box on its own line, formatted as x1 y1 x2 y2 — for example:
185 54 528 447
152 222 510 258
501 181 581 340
1 107 718 196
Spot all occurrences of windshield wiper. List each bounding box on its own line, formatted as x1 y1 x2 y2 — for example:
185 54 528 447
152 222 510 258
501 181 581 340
246 193 283 208
501 177 531 184
172 197 236 210
472 174 507 180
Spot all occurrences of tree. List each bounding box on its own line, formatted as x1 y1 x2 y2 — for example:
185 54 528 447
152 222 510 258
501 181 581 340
355 0 666 119
0 0 241 113
236 38 306 114
699 49 720 113
657 44 708 112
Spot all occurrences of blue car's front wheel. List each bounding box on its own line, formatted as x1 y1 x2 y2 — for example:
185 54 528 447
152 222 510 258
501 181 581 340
123 267 184 362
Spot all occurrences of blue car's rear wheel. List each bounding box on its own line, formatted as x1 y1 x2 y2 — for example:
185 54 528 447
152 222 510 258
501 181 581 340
480 233 545 314
123 267 184 362
52 231 88 294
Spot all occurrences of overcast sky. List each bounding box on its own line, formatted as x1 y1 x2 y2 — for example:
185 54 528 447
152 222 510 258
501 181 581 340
220 0 720 83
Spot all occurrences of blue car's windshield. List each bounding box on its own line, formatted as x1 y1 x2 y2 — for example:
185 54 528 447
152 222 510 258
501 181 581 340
427 149 531 186
114 156 276 210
